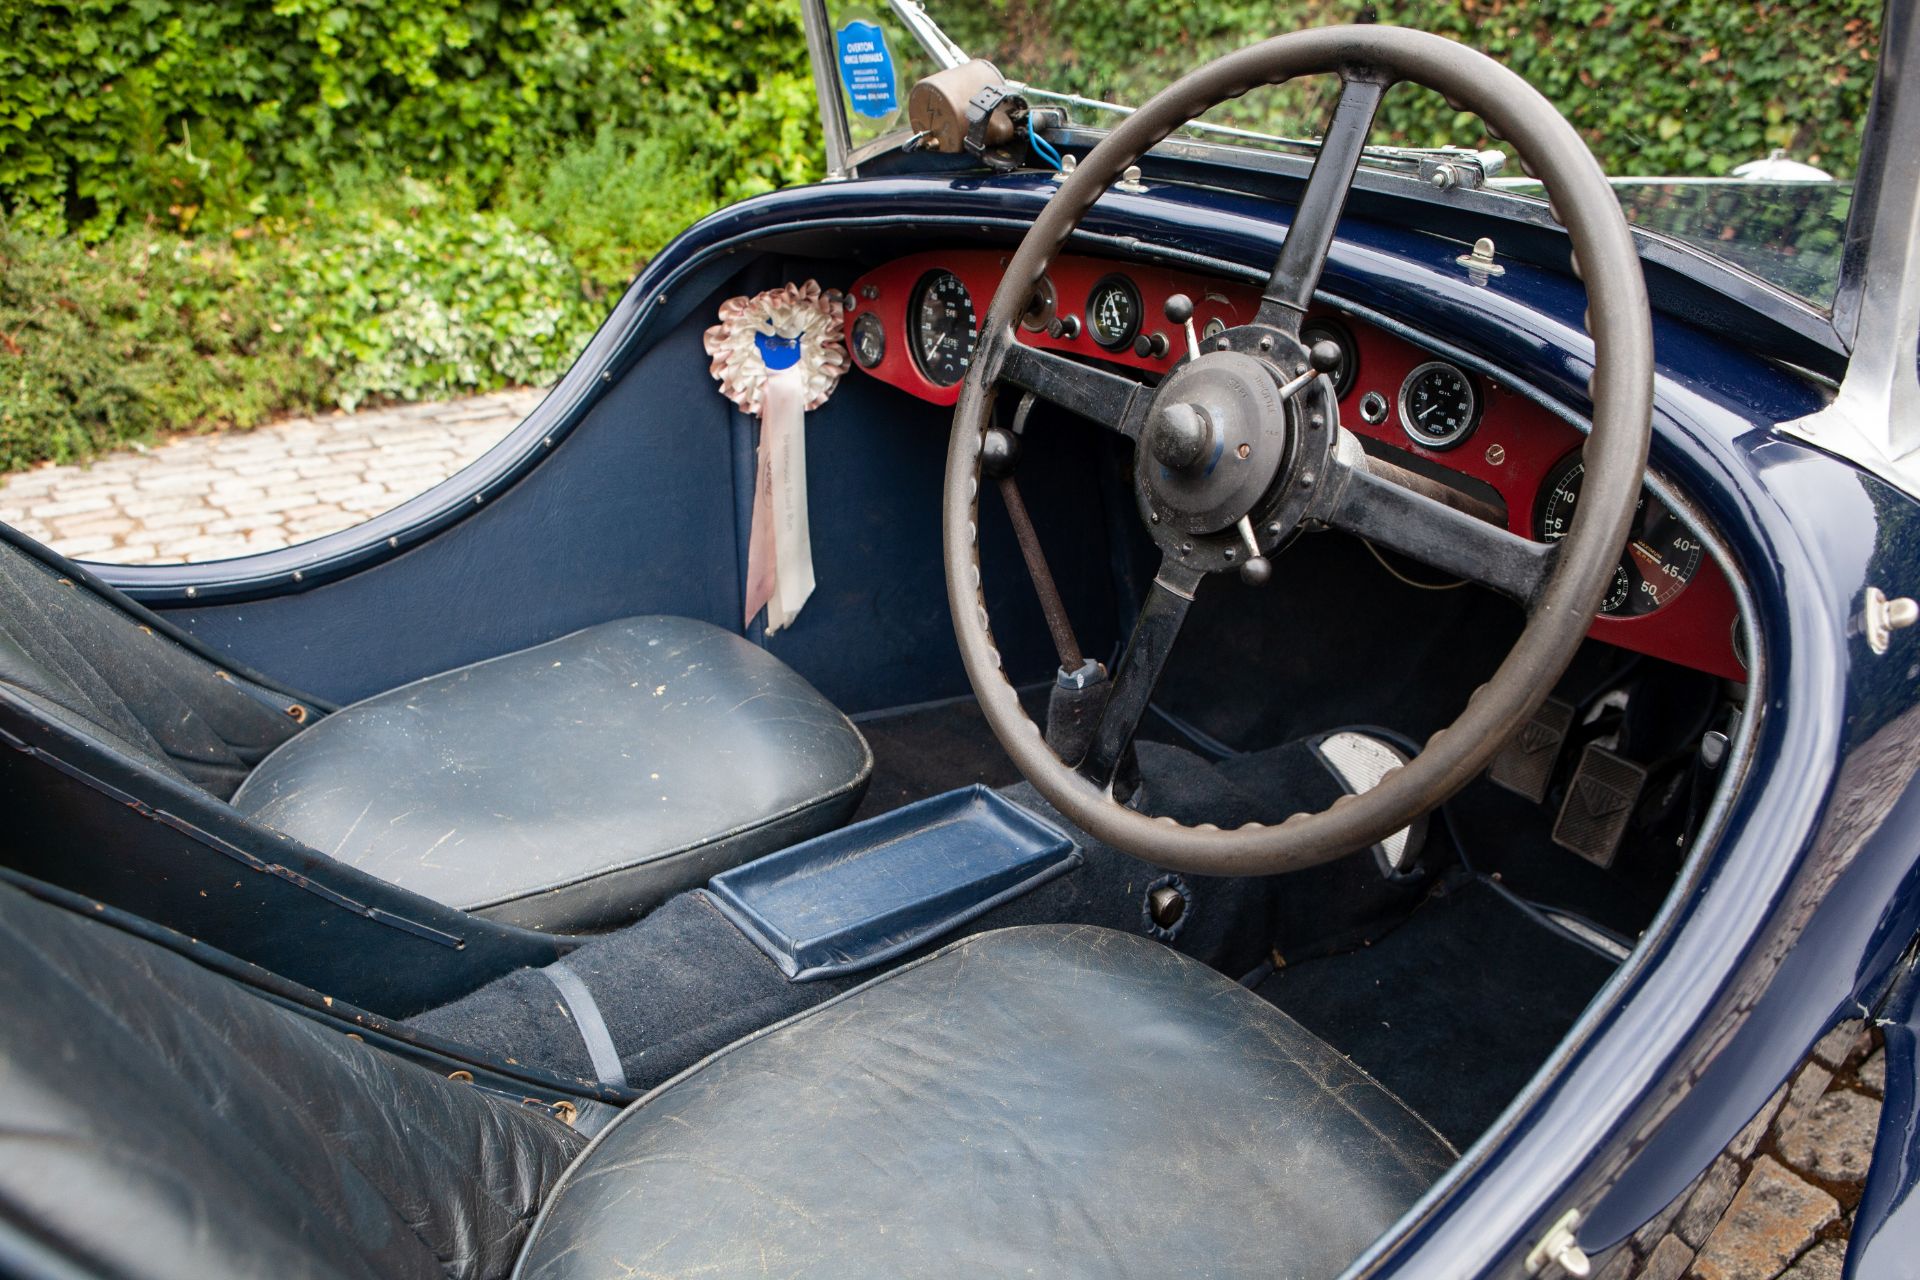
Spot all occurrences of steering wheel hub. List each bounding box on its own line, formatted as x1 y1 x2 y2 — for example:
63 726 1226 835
1140 352 1291 535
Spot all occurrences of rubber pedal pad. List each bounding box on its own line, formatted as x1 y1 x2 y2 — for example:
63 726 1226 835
1552 743 1648 869
1487 696 1575 802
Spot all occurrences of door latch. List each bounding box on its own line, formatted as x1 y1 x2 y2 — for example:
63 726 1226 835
1525 1208 1591 1278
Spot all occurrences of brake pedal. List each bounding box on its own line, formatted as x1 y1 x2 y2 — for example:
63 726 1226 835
1553 743 1647 868
1488 697 1574 802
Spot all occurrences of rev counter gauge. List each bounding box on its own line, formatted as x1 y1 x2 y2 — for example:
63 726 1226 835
1398 361 1480 450
1086 274 1142 351
1536 454 1703 618
908 270 977 387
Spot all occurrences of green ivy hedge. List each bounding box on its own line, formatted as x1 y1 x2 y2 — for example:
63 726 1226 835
0 0 821 238
938 0 1881 178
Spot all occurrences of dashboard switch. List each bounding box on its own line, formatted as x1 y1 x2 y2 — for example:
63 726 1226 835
1048 314 1082 340
1133 332 1171 360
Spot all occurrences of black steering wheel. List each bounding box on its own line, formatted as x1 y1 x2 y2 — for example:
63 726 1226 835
943 25 1653 876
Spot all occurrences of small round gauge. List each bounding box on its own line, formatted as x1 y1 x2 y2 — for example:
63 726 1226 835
850 311 886 369
1301 317 1358 398
1399 361 1480 449
908 270 978 387
1021 275 1057 333
1086 274 1143 351
1536 454 1704 618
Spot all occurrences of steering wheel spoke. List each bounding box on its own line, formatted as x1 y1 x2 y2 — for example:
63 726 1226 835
1253 72 1391 336
1323 450 1557 607
998 340 1148 440
1078 558 1203 788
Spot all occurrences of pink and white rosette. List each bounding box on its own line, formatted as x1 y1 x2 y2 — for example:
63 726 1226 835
703 281 848 635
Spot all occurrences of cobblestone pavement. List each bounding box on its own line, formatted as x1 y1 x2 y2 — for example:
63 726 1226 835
1592 1020 1882 1280
0 387 544 565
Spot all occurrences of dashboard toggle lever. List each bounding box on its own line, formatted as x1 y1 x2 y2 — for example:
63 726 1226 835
1234 515 1272 587
1274 339 1347 401
1164 294 1201 362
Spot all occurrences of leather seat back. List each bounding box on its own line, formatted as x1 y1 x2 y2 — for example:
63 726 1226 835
0 533 316 798
0 882 585 1280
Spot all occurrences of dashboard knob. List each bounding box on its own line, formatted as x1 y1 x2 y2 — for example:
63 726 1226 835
1048 314 1082 340
1133 332 1171 360
981 427 1021 478
1164 293 1194 324
1309 339 1344 375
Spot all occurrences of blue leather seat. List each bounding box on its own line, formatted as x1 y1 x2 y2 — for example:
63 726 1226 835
0 531 870 933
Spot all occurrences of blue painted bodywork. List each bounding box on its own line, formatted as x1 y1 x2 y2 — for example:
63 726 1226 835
92 164 1920 1275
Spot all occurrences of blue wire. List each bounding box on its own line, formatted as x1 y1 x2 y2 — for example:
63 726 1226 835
1027 116 1063 171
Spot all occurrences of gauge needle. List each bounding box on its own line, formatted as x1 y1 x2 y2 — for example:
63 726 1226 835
1418 404 1439 422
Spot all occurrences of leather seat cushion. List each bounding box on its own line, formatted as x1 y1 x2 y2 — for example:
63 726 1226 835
233 617 870 931
517 924 1455 1280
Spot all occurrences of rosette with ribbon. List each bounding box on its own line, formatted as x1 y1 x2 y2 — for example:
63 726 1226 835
703 280 848 635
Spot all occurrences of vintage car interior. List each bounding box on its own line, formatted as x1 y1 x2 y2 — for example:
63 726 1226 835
2 20 1837 1280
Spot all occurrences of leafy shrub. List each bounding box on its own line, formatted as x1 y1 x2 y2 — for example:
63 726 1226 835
507 126 721 295
278 181 598 410
0 223 323 472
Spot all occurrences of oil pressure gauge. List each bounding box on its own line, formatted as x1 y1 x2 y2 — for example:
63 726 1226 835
1398 361 1480 450
851 312 886 369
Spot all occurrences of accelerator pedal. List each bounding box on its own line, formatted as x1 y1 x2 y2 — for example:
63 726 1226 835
1552 743 1647 868
1488 696 1575 802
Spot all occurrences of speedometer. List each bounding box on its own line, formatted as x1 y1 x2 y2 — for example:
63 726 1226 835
909 270 977 387
1537 454 1703 618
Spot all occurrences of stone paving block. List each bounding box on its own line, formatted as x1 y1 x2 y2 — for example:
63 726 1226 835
1777 1090 1881 1183
1643 1234 1695 1280
1779 1240 1844 1280
29 495 114 519
131 470 222 495
1692 1157 1838 1280
56 514 140 539
1858 1048 1884 1094
1678 1157 1744 1248
1635 1182 1694 1256
117 494 200 519
1774 1064 1835 1143
1811 1021 1867 1070
1593 1245 1640 1280
135 506 213 531
1731 1084 1790 1161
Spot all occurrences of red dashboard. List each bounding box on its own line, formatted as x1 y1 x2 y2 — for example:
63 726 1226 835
844 250 1745 682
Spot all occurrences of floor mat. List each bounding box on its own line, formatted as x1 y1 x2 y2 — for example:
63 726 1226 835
1253 878 1618 1148
850 690 1047 823
850 688 1213 823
